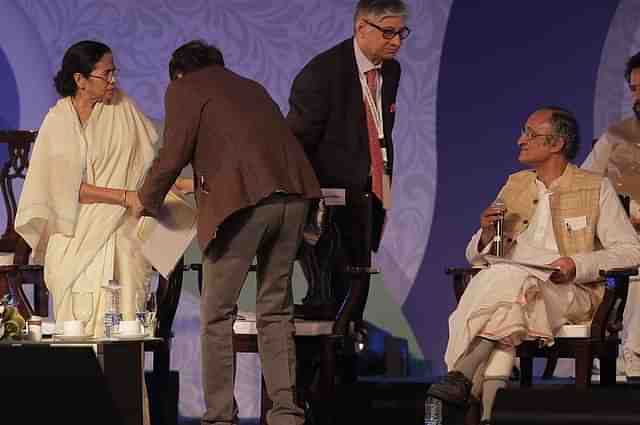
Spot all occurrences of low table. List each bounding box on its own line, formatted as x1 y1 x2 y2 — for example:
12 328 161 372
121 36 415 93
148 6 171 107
0 336 159 425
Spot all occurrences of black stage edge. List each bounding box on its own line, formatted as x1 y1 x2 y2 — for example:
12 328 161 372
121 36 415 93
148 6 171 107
336 377 640 425
337 377 430 425
493 386 640 425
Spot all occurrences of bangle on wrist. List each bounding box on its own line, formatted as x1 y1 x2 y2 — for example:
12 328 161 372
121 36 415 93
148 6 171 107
122 190 127 207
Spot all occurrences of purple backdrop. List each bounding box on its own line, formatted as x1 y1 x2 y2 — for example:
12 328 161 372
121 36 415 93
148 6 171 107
1 0 442 418
4 0 639 419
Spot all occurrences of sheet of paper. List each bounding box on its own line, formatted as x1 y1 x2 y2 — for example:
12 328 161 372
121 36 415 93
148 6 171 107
137 190 197 278
483 255 560 272
483 255 559 281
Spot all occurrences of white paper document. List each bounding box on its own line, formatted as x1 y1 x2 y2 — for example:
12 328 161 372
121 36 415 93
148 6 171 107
483 255 560 272
483 255 560 281
137 190 197 278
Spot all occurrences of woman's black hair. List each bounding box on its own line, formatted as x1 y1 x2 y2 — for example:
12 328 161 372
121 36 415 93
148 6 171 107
53 40 111 97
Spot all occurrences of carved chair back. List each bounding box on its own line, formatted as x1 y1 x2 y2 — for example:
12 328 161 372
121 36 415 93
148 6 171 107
0 130 47 318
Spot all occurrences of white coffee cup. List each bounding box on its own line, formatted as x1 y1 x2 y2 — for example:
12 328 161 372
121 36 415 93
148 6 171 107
119 320 141 336
28 315 43 342
63 320 84 337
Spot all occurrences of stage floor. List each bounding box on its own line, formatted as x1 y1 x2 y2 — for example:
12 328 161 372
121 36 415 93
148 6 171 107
176 374 640 425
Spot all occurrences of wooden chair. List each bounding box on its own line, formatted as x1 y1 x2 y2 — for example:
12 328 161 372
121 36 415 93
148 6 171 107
447 266 637 389
233 316 337 425
0 130 47 319
0 130 183 424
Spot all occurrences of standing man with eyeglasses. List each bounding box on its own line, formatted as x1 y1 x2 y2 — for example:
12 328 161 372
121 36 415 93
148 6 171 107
286 0 409 359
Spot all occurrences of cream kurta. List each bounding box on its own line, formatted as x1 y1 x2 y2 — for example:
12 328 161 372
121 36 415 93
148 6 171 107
15 91 157 336
445 176 640 370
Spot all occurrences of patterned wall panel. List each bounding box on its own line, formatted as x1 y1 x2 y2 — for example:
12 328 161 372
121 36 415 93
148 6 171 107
17 0 445 308
7 0 450 418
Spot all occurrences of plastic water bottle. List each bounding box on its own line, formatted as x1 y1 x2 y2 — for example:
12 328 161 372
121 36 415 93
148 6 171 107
103 279 122 338
424 396 443 425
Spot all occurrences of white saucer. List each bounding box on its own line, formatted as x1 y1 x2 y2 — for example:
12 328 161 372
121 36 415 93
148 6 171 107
117 333 146 340
54 334 95 341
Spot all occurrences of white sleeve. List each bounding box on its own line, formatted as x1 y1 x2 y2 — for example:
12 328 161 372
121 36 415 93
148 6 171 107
581 133 614 175
571 178 640 283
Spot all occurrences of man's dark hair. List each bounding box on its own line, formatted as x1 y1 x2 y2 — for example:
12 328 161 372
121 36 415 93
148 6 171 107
53 40 111 97
169 40 224 81
625 51 640 83
544 106 580 160
354 0 408 24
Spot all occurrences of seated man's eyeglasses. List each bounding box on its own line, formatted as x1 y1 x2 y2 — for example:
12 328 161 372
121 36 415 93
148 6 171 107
364 19 411 40
521 126 556 142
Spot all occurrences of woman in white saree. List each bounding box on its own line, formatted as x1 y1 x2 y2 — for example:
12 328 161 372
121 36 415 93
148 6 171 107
15 40 158 337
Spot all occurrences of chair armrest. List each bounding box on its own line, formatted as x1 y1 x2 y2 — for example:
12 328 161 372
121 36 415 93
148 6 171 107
446 267 482 304
590 267 638 339
2 264 47 318
599 267 638 280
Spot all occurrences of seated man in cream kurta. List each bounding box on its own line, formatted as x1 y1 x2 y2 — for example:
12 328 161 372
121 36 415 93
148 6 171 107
428 107 640 424
582 51 640 377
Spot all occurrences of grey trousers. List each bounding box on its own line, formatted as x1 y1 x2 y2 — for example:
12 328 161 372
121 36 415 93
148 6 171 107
200 194 308 425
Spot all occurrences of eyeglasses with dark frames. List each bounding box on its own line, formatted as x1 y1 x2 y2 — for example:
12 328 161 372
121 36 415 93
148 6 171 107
520 126 556 142
364 19 411 40
88 70 117 84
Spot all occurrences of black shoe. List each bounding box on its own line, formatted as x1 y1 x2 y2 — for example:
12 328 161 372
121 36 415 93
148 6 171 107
426 371 472 407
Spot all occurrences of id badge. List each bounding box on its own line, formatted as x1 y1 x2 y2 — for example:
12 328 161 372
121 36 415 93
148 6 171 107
381 146 388 163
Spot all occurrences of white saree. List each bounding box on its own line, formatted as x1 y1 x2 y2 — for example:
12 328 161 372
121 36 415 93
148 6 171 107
15 91 157 336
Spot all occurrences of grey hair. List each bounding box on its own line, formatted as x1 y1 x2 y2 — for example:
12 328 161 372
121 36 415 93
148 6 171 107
354 0 409 25
545 106 580 160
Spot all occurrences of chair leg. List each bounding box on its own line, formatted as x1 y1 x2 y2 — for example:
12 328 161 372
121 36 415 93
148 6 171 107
599 353 617 386
519 357 533 387
152 346 172 425
574 344 592 389
542 353 559 379
307 336 337 425
260 375 271 425
33 283 49 317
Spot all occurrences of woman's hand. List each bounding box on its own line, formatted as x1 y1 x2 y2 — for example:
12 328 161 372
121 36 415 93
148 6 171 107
125 191 145 218
172 177 195 195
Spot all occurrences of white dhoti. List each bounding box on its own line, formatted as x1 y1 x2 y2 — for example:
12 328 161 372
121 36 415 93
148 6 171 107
445 263 596 370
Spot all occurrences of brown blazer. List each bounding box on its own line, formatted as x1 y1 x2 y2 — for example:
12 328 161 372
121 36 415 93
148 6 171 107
139 65 321 250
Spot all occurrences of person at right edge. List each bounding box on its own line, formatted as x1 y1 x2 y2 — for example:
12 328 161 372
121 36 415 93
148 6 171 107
286 0 409 355
582 51 640 380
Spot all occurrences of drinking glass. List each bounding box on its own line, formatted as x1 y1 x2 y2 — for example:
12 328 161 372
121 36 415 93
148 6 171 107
136 273 158 336
71 291 94 336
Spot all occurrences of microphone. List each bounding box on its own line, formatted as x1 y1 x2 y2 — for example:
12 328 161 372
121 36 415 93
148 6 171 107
493 198 506 257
